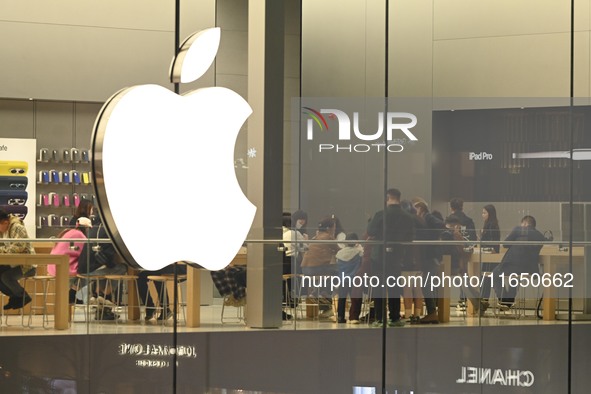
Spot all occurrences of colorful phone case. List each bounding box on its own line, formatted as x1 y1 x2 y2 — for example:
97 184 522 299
39 171 49 184
82 172 90 184
0 191 28 206
0 161 28 176
0 176 28 190
50 170 60 183
41 193 49 206
71 171 80 185
60 171 70 184
63 194 70 207
50 192 60 207
73 193 80 207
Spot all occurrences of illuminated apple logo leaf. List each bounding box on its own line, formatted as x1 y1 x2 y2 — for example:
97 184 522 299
91 27 256 271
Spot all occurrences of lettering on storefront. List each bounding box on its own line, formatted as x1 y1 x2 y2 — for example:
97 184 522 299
456 366 534 387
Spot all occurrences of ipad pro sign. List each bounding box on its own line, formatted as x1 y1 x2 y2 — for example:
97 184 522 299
91 28 256 271
303 107 418 153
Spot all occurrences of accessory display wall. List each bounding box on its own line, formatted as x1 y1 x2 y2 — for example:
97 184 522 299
0 99 103 238
36 147 95 237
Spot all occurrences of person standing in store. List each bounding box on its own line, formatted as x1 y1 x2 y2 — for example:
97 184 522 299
335 232 363 323
480 204 501 253
367 188 415 327
0 209 35 310
413 201 446 324
446 197 477 242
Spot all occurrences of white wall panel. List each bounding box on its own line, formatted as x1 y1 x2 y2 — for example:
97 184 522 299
301 0 384 97
0 0 173 30
433 33 571 97
0 22 172 101
390 0 433 97
575 31 591 98
433 0 574 40
0 1 215 101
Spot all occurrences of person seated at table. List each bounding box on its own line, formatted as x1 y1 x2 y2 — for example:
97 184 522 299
0 209 35 310
211 265 247 307
68 198 94 227
47 217 93 304
77 215 127 318
282 210 309 320
466 215 546 313
301 217 340 319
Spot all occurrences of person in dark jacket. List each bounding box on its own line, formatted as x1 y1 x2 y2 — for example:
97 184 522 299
367 188 415 327
469 215 546 312
414 201 446 324
446 197 477 242
77 215 127 306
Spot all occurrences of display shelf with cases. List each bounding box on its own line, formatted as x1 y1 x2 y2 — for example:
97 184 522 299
36 147 94 237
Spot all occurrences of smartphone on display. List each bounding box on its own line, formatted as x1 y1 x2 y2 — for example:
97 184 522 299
81 150 89 163
63 149 70 163
63 194 70 207
73 193 80 207
0 161 28 176
0 176 28 190
0 191 28 206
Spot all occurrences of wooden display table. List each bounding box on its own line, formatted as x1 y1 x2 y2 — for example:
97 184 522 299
1 253 69 330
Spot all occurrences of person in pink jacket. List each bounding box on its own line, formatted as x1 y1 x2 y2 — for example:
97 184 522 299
47 217 92 303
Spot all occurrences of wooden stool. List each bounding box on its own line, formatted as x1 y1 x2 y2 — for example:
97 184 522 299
23 275 55 329
103 274 141 323
73 274 107 323
145 275 186 325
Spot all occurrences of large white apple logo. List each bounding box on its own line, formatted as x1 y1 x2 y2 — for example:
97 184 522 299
91 27 256 271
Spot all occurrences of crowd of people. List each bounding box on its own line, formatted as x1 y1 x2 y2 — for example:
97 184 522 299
282 189 549 327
